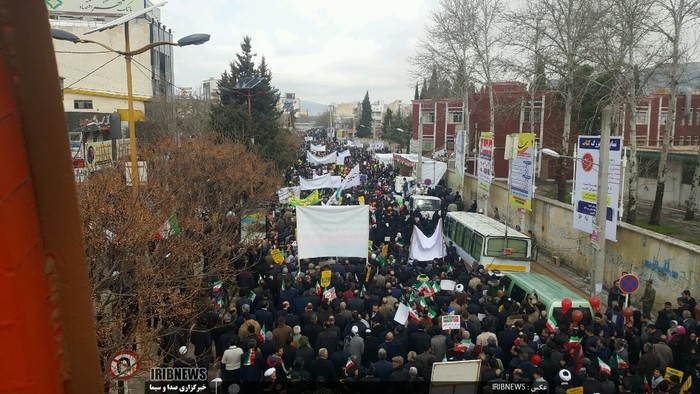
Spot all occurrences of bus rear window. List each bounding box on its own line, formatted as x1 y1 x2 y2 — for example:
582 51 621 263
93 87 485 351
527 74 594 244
486 238 529 259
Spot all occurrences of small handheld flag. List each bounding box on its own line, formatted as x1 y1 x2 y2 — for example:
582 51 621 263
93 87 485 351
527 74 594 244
258 324 266 343
344 357 354 371
545 316 557 333
598 357 611 375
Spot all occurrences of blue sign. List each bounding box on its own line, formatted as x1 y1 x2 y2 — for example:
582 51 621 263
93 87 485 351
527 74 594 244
619 274 639 294
360 174 368 184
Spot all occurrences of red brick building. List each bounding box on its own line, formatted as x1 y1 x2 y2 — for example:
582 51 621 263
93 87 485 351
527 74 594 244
411 82 568 179
622 91 700 147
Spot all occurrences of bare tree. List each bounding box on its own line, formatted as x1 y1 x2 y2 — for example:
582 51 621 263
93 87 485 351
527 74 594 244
648 0 700 225
528 0 607 202
686 147 700 219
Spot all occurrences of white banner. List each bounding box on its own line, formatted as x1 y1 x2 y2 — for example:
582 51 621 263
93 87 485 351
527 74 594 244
313 173 342 188
455 130 466 180
304 136 314 142
478 133 494 198
278 187 301 203
366 141 384 151
310 144 326 152
306 151 337 165
573 136 622 241
296 205 370 259
409 219 446 261
299 173 334 190
337 150 351 165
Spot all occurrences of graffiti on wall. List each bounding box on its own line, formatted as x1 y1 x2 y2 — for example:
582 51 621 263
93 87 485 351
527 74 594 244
642 257 698 296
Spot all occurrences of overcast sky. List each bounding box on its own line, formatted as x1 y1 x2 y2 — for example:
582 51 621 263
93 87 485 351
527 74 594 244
161 0 433 105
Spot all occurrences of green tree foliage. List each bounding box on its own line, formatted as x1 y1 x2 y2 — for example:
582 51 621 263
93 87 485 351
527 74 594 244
420 78 428 99
414 83 420 100
210 36 292 166
381 107 413 152
358 91 373 137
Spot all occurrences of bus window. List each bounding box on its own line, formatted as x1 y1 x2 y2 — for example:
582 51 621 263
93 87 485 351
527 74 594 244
486 238 530 259
552 307 592 326
462 228 473 255
511 283 527 304
455 224 464 250
470 234 483 262
444 217 452 235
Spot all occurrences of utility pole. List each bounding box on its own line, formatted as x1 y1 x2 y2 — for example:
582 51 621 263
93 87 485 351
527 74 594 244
416 102 423 186
592 107 611 296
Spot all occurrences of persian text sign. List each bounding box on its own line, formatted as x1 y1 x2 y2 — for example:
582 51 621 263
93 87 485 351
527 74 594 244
477 132 494 198
46 0 144 15
572 136 622 241
508 133 535 211
455 130 466 180
441 315 460 330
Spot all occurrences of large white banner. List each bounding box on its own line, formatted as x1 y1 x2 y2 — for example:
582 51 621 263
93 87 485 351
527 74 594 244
296 206 370 259
573 136 622 241
337 150 351 165
299 173 334 190
409 219 446 261
306 151 337 165
455 130 466 180
477 133 494 198
313 173 342 188
310 144 326 152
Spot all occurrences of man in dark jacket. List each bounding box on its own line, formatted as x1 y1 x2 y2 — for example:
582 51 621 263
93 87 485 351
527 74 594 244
389 356 410 382
309 348 336 382
373 348 394 381
254 301 275 333
315 321 339 354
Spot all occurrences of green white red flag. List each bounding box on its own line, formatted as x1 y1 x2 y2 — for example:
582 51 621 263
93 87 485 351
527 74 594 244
344 357 354 371
598 357 611 375
154 214 181 240
545 316 557 333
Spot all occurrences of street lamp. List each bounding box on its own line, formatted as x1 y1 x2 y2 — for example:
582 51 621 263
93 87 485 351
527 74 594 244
50 28 210 198
218 83 278 146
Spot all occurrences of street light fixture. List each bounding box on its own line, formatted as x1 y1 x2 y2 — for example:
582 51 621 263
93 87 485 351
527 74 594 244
50 27 210 198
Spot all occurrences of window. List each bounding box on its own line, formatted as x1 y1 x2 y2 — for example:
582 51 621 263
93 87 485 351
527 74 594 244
634 110 648 125
446 141 455 151
659 111 668 125
448 111 463 123
422 112 435 123
523 108 542 123
681 161 696 185
486 238 530 259
74 100 93 109
422 140 434 151
638 157 659 178
511 284 527 304
461 228 473 255
470 234 484 261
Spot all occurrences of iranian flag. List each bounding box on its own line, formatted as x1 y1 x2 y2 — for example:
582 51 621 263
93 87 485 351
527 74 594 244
415 282 431 295
213 281 223 293
545 316 557 333
643 376 650 392
154 214 181 240
344 357 354 371
454 340 471 352
431 282 440 294
598 358 611 375
294 268 302 282
427 308 437 321
359 285 366 298
315 281 322 295
616 354 628 369
419 297 428 311
394 241 405 249
408 308 420 323
258 324 266 343
376 255 387 266
281 280 287 291
242 349 255 366
247 291 256 302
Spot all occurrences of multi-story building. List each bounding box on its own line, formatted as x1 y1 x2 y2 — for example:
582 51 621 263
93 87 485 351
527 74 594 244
412 83 565 179
371 100 385 131
387 100 412 117
48 0 174 137
202 78 220 102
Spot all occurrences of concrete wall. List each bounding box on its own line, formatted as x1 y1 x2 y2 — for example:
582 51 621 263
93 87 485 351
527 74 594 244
450 168 700 313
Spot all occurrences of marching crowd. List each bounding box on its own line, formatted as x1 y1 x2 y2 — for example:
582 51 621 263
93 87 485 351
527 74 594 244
163 133 700 394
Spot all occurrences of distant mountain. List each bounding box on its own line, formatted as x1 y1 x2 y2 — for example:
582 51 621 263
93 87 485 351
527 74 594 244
301 101 329 116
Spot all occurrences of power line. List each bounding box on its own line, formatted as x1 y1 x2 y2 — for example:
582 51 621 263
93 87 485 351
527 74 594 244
64 54 121 91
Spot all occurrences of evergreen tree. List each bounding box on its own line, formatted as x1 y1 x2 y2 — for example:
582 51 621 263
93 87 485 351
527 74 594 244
420 79 428 99
358 91 373 138
427 66 440 99
414 83 420 100
210 36 286 164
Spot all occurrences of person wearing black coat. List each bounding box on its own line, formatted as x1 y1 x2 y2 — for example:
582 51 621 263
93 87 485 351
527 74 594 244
308 348 336 382
315 322 339 354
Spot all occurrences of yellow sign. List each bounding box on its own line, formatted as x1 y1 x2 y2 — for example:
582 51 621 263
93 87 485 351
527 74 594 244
566 387 582 394
270 249 284 264
320 270 331 288
381 244 388 258
665 367 683 383
680 376 692 394
358 196 365 205
507 133 535 211
288 190 320 206
85 140 113 170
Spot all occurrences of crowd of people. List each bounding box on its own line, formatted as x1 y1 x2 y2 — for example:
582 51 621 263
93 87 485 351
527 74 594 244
161 132 700 394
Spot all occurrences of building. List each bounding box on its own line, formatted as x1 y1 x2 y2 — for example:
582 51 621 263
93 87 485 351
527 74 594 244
370 100 385 132
411 83 565 179
277 93 301 130
387 100 412 117
49 0 174 137
202 77 220 102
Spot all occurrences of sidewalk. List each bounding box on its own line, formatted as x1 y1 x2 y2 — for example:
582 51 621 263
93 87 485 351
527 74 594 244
533 253 610 307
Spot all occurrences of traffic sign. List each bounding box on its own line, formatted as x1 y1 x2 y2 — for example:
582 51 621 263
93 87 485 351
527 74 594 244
109 350 140 380
618 274 639 294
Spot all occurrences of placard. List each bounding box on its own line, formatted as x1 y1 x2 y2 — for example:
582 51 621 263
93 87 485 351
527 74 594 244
320 270 332 288
477 133 494 198
508 133 535 211
394 303 410 325
270 249 284 264
664 367 683 382
440 279 456 291
442 315 461 330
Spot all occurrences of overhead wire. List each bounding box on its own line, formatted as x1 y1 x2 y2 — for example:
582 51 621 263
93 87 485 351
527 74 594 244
63 54 121 91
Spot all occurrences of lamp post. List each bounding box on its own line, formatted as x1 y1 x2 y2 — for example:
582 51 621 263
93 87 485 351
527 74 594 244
540 108 611 296
218 85 277 146
51 28 210 198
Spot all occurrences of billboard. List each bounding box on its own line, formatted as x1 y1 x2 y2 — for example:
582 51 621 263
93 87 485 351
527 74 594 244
85 140 113 170
46 0 145 15
477 132 494 198
572 136 622 241
508 133 536 211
